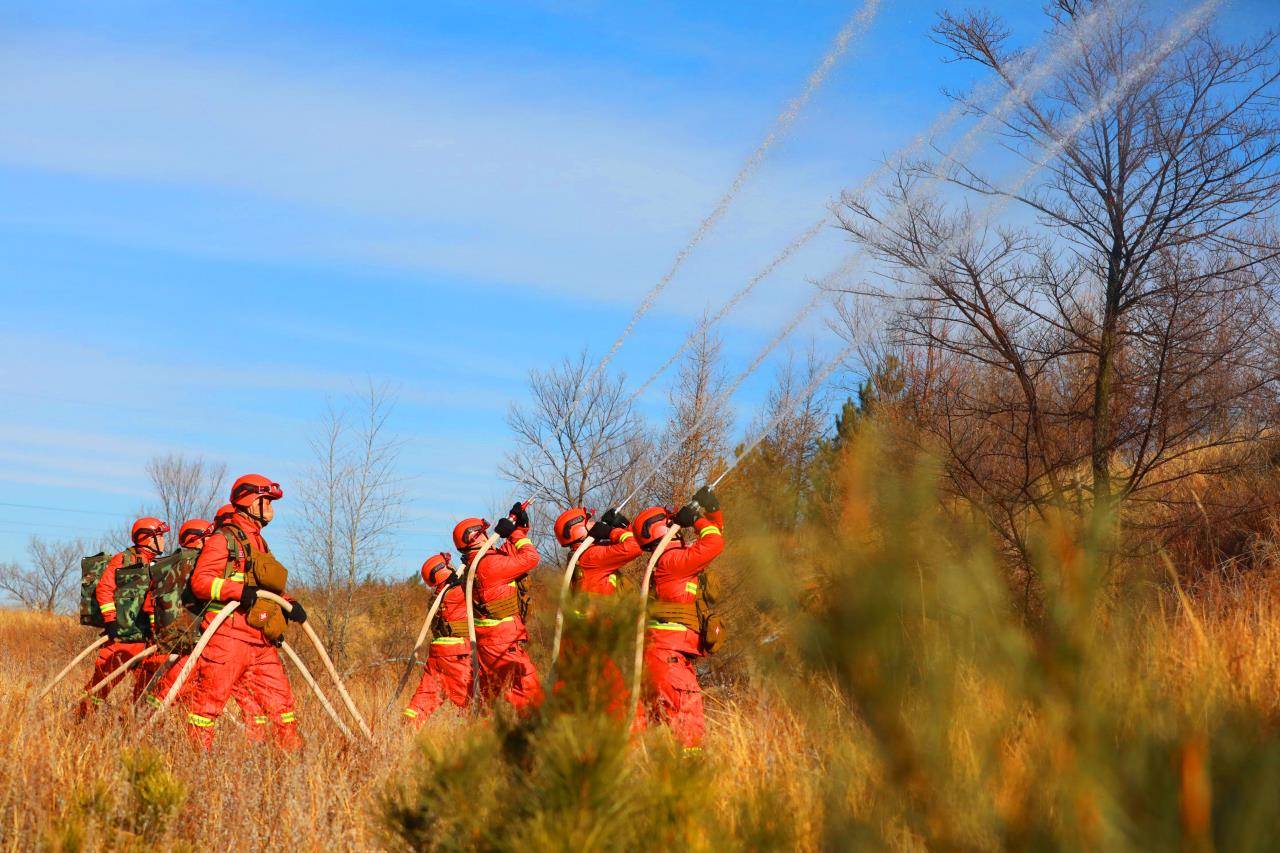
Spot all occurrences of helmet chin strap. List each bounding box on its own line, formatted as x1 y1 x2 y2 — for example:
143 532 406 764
248 496 270 526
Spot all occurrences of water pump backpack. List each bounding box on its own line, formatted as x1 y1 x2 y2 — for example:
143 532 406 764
150 547 204 654
79 552 110 628
112 548 152 643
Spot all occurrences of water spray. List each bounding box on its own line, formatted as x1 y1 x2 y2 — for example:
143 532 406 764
620 0 1123 415
552 0 882 435
892 0 1223 299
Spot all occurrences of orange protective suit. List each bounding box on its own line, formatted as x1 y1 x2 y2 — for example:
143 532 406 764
147 655 272 738
471 530 542 713
643 510 723 750
560 526 640 718
181 512 299 749
404 573 474 725
76 544 159 716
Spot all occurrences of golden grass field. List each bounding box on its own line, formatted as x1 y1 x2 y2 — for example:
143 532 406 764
2 538 1278 849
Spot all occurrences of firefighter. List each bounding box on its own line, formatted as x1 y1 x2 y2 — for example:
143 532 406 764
135 518 212 699
403 552 474 726
145 516 271 740
182 474 307 749
458 502 542 713
552 506 638 716
634 486 724 752
76 517 169 716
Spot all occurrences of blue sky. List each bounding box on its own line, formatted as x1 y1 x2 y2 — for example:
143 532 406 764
0 0 1270 571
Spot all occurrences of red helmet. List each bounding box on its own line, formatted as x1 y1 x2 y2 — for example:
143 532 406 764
632 506 673 549
178 518 213 548
420 552 454 586
214 503 236 526
230 474 283 508
131 517 171 545
452 517 489 553
553 507 592 547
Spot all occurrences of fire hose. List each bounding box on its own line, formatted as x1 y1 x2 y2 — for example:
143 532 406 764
255 590 373 740
145 597 369 741
32 635 108 704
280 640 354 742
463 533 501 705
545 536 594 685
146 602 241 727
627 524 682 716
79 643 158 704
384 585 449 716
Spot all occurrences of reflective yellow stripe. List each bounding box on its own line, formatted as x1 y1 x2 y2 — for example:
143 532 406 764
99 603 116 613
617 531 633 543
279 711 297 724
514 538 532 550
431 636 467 645
685 581 698 595
403 708 419 718
474 617 514 627
253 715 269 725
187 713 216 728
648 621 688 631
207 602 225 613
699 525 721 537
608 574 618 587
209 574 245 601
145 694 162 708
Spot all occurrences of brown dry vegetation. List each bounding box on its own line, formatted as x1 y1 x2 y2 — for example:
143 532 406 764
5 434 1280 851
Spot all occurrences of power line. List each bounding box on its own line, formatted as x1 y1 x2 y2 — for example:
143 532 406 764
0 500 126 517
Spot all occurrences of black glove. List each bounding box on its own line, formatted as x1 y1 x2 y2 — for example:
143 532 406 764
509 502 530 528
495 517 516 539
239 585 259 611
601 507 629 528
286 600 307 624
588 521 612 540
692 486 720 513
674 504 700 528
103 622 119 641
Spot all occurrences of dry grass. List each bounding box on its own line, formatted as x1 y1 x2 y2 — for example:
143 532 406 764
6 435 1280 849
0 572 1272 851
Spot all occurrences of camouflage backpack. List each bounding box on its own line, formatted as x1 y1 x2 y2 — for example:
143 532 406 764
79 552 110 628
112 548 152 643
149 547 204 654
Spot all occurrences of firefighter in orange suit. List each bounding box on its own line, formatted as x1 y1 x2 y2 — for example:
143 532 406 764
458 502 542 713
183 475 306 749
634 486 724 751
403 552 474 725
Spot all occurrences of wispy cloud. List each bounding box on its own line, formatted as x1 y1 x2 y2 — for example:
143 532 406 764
0 34 854 317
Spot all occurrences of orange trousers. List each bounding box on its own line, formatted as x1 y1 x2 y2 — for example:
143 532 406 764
182 632 299 750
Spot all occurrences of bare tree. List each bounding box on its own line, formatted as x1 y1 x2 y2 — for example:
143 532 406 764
837 3 1280 552
654 320 732 507
146 453 227 526
737 345 834 525
502 351 649 543
291 382 406 663
0 536 86 612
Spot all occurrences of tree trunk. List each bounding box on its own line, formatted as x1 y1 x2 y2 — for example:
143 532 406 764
1091 253 1123 521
